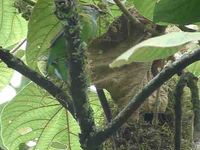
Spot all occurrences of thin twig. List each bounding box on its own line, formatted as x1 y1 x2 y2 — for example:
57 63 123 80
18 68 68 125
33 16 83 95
11 39 26 54
96 88 112 122
96 88 117 150
113 0 142 27
178 25 196 32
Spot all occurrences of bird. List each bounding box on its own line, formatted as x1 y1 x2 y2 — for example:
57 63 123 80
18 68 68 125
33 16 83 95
46 4 104 81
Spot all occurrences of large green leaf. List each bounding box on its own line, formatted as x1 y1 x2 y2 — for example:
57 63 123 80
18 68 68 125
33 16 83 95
133 0 200 25
154 0 200 25
110 32 200 68
0 0 27 48
26 0 62 70
0 62 13 90
133 0 156 22
1 83 105 150
1 83 81 150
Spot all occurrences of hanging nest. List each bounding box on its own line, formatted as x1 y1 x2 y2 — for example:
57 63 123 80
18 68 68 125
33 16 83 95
87 9 196 149
87 9 167 121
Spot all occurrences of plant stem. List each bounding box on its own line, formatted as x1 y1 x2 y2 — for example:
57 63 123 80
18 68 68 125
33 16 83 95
174 75 184 150
11 39 26 54
96 88 117 150
186 73 200 143
113 0 142 28
54 0 98 149
174 72 200 150
178 25 196 32
96 89 112 122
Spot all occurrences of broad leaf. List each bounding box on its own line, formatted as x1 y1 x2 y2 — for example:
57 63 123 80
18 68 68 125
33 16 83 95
154 0 200 25
133 0 156 22
133 0 200 25
88 91 104 126
0 0 27 48
110 32 200 68
1 83 104 150
0 63 13 90
1 83 81 150
187 61 200 78
0 102 7 150
26 0 62 70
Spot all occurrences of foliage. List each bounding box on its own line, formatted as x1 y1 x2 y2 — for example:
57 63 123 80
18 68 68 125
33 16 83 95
110 32 200 67
133 0 200 25
0 0 200 149
0 0 27 48
2 83 80 150
0 63 13 90
26 0 62 70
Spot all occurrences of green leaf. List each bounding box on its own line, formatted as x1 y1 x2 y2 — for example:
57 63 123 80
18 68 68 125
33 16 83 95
133 0 200 25
0 0 27 48
26 0 62 70
46 6 101 80
0 62 13 90
1 83 81 150
88 91 104 126
0 102 8 150
133 0 157 22
154 0 200 25
187 61 200 78
110 32 200 68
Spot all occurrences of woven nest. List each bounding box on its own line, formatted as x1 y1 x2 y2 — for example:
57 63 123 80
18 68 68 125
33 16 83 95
87 9 168 121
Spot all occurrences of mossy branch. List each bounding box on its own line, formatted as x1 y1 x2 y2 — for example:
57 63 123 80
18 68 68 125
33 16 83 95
54 0 98 149
174 72 200 149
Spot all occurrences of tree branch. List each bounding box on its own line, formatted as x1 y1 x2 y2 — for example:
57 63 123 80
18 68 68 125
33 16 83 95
0 48 75 118
178 25 196 32
87 48 200 147
113 0 143 28
186 73 200 143
174 72 200 149
96 88 112 122
174 74 185 150
54 0 97 149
